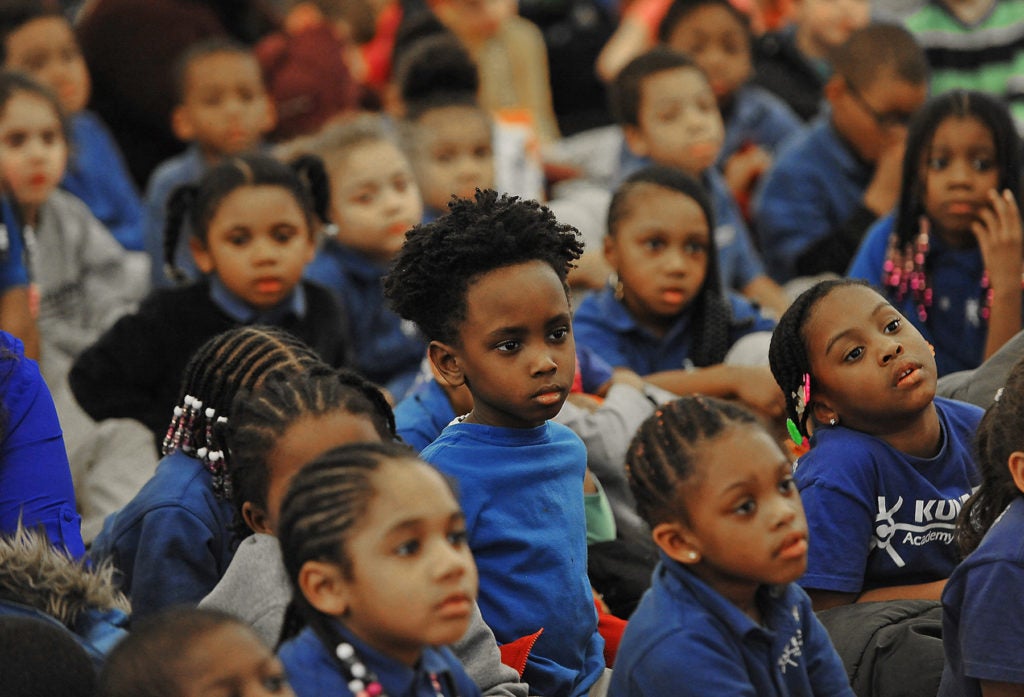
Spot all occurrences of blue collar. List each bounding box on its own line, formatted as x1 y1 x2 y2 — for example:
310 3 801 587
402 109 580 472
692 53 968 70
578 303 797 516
208 275 306 324
589 286 696 343
331 620 455 696
324 238 391 282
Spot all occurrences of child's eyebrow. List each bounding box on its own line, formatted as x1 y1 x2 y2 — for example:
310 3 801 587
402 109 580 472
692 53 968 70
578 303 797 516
385 511 465 536
825 301 889 356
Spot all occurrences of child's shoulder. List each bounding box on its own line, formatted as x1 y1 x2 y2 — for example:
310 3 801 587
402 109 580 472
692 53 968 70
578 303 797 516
144 146 205 199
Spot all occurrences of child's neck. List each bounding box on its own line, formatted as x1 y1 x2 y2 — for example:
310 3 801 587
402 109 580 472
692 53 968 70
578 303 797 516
693 567 764 624
871 402 943 459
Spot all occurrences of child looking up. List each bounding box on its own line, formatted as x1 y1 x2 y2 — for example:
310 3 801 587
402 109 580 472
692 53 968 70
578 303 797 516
612 397 853 697
756 23 929 284
70 154 349 452
285 115 425 400
276 442 482 697
848 90 1023 376
98 607 295 697
384 191 607 697
88 326 325 619
574 166 783 420
144 38 277 288
609 47 790 317
940 356 1024 697
768 279 983 610
0 2 145 256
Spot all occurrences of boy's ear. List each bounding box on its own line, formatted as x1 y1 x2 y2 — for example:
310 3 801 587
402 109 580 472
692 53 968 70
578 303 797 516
241 502 272 536
172 105 195 143
298 560 351 617
428 340 466 388
651 520 703 565
622 125 650 158
1008 451 1024 495
189 237 215 274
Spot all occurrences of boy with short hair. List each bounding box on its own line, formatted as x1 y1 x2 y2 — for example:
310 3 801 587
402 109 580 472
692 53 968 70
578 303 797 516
143 38 276 288
755 22 929 284
383 190 607 697
0 2 145 254
609 46 790 317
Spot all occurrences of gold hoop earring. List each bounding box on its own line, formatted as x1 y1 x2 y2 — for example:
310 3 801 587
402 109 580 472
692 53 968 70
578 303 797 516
610 272 624 301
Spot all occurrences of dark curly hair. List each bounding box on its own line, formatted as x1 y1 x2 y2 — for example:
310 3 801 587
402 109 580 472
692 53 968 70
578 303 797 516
383 189 584 345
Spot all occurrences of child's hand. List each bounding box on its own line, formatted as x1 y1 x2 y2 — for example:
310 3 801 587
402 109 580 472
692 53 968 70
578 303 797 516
973 189 1023 289
863 134 906 216
724 145 771 200
732 366 786 419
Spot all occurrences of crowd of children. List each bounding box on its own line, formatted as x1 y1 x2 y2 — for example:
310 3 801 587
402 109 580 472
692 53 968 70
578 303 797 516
1 0 1024 696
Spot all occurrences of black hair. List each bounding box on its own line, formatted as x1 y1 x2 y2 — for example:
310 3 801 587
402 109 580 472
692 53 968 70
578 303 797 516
0 70 70 147
395 32 482 121
607 165 734 366
768 278 870 439
956 355 1024 557
227 365 397 538
0 1 59 64
609 46 699 127
171 36 255 104
162 152 330 282
276 441 424 649
626 396 760 526
384 188 584 345
163 325 325 500
657 0 751 45
276 112 397 177
97 607 263 697
0 615 96 697
829 22 928 93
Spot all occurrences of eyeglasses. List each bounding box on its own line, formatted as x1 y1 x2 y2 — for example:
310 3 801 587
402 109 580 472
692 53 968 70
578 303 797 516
844 78 914 129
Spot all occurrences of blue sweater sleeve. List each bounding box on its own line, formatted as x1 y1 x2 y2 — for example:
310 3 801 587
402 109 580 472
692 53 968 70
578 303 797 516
847 214 894 283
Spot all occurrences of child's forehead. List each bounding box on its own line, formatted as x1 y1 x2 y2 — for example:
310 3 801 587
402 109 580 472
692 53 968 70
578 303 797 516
641 66 710 98
329 138 412 177
7 14 75 50
184 51 262 89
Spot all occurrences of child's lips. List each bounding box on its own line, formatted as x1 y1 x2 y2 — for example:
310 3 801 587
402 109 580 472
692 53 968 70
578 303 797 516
776 532 808 561
532 386 565 406
893 363 924 389
661 289 686 305
255 277 284 294
434 592 473 619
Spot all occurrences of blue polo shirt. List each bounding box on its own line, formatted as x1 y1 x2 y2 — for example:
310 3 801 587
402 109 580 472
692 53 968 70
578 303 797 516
208 274 307 324
717 84 805 168
848 214 1014 376
395 379 455 452
939 496 1024 697
0 196 28 291
280 619 482 697
610 553 853 697
756 115 874 283
305 239 426 400
572 285 775 373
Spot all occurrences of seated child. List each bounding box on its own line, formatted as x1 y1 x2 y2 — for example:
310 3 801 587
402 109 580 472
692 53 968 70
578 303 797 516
384 191 607 697
752 0 871 121
276 442 483 697
755 22 929 284
573 166 783 421
283 115 425 400
611 396 853 697
0 2 145 255
940 355 1024 697
610 46 789 316
144 38 277 288
70 153 350 450
87 326 325 619
98 607 295 697
848 90 1023 376
768 279 983 610
657 0 804 212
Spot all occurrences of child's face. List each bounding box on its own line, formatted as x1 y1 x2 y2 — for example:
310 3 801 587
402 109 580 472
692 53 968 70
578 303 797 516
191 185 315 310
178 622 293 697
921 115 1000 245
658 427 807 595
794 0 871 57
0 91 67 210
828 70 926 164
433 260 575 429
329 139 423 263
412 105 495 213
246 411 383 536
328 458 478 665
604 184 710 333
173 51 275 158
663 5 751 106
625 67 724 177
435 0 514 42
803 284 937 433
4 16 91 115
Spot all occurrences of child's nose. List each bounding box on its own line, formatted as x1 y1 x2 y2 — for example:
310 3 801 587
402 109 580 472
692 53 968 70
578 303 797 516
529 348 558 376
879 339 904 364
435 540 471 580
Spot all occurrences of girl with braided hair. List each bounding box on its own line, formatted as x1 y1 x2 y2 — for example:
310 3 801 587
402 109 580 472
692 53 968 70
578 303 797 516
88 325 325 620
610 396 851 697
768 278 982 611
573 164 783 421
69 152 351 452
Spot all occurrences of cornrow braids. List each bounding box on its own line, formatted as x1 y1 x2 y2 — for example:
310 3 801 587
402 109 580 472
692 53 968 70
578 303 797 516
384 189 584 345
768 278 868 439
626 396 759 526
162 326 324 500
226 366 397 538
956 355 1024 557
276 442 419 652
